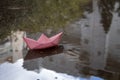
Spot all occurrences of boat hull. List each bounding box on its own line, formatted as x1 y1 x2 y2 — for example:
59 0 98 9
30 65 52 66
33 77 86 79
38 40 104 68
23 32 63 50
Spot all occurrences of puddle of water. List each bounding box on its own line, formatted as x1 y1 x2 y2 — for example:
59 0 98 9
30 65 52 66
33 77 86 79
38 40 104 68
0 59 103 80
0 0 120 80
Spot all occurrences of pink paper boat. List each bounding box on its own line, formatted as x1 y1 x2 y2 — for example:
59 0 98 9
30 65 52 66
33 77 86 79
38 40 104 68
23 32 63 50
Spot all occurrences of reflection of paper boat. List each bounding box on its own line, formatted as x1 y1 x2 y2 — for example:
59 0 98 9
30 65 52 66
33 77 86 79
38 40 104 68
24 45 64 60
23 32 63 50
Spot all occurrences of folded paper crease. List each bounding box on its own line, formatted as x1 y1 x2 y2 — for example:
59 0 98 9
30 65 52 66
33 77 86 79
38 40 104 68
23 32 63 50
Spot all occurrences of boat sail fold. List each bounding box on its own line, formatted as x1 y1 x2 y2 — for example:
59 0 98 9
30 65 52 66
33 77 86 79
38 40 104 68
23 32 63 50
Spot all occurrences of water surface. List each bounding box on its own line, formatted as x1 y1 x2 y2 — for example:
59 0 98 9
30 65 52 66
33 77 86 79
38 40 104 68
0 0 120 80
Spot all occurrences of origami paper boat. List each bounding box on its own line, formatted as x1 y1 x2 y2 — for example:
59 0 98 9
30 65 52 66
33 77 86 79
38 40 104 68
23 32 63 50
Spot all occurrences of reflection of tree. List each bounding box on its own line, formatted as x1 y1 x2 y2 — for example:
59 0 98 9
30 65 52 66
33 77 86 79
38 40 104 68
16 0 91 32
0 0 91 39
98 0 120 33
98 0 114 33
117 0 120 16
0 0 34 39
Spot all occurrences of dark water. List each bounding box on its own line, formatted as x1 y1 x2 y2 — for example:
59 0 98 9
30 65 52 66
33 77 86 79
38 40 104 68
0 0 120 80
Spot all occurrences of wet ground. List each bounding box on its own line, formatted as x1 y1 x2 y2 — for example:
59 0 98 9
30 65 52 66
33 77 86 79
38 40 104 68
0 0 120 80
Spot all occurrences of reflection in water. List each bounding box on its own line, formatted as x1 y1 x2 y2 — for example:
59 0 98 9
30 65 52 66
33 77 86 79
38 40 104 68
98 0 114 33
11 30 26 62
24 45 64 60
0 0 90 39
0 0 120 80
0 0 33 39
78 0 120 80
23 43 81 75
0 59 103 80
0 30 26 63
98 0 120 33
106 2 120 74
80 0 107 70
23 46 64 72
